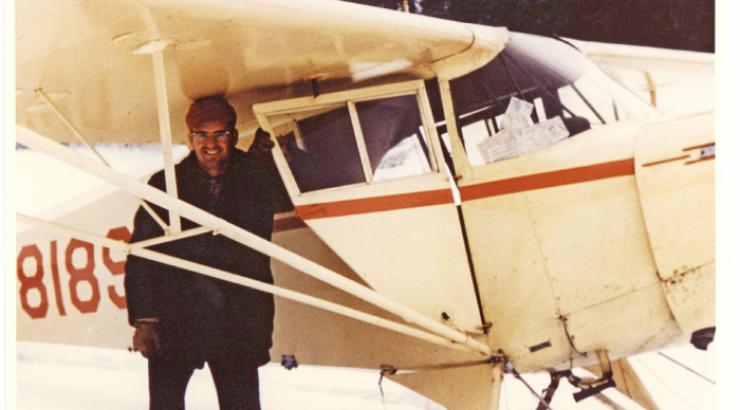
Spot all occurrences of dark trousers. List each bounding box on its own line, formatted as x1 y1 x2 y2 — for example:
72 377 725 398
148 350 261 410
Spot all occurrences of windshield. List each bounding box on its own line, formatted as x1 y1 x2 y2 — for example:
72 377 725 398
449 32 657 165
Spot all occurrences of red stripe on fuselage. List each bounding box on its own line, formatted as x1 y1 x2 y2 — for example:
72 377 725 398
295 189 454 220
291 159 635 220
459 158 634 201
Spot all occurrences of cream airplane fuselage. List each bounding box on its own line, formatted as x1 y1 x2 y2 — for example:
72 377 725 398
16 104 715 375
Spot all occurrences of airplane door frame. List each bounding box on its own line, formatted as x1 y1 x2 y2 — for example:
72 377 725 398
253 80 445 202
253 80 487 333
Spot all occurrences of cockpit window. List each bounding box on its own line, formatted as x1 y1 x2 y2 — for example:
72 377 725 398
260 82 437 194
450 32 656 166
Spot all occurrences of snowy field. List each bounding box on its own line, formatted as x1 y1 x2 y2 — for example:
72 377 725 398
15 341 714 410
16 342 441 410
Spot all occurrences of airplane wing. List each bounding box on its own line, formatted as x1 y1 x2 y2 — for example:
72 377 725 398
562 37 714 72
16 0 507 144
561 37 714 114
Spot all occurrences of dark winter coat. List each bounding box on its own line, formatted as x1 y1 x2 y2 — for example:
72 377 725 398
124 149 289 366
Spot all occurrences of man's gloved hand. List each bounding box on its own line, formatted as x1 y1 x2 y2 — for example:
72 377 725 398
249 127 275 155
132 322 161 359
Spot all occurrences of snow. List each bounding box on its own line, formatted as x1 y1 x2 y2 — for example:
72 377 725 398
16 342 440 410
15 142 189 220
15 342 714 409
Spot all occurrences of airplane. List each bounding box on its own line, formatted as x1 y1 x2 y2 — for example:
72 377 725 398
14 0 715 409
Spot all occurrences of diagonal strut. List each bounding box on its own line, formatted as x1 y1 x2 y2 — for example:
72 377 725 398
17 130 493 356
17 212 475 354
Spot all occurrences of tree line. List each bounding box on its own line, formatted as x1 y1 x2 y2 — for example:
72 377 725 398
346 0 714 52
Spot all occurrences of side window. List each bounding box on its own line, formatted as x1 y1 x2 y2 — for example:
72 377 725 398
356 95 431 182
259 82 438 195
276 106 365 193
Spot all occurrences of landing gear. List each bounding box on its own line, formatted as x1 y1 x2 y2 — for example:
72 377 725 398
569 371 616 402
535 370 569 410
536 350 616 410
535 370 616 409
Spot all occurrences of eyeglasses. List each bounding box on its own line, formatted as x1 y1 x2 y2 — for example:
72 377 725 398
190 129 234 141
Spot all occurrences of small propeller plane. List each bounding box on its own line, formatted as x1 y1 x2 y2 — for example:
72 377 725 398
14 0 715 408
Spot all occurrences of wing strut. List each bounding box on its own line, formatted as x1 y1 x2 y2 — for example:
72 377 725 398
133 39 182 233
16 130 493 356
16 212 474 354
130 226 212 250
34 88 170 234
386 360 505 410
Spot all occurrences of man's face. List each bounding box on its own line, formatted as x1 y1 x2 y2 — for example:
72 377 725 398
188 120 238 177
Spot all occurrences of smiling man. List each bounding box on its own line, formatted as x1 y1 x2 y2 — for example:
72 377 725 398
187 99 240 177
125 95 289 409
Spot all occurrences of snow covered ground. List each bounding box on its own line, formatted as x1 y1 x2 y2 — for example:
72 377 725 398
15 342 442 410
14 341 714 410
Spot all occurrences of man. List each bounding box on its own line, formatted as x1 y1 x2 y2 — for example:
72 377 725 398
125 95 289 409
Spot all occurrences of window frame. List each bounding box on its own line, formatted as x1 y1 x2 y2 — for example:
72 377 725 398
253 80 443 198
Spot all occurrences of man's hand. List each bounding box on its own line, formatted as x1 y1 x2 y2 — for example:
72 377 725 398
249 128 275 155
132 322 161 359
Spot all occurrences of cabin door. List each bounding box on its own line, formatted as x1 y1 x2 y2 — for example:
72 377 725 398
254 81 484 332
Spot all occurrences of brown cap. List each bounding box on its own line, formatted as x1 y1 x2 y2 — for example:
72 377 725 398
186 95 237 130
